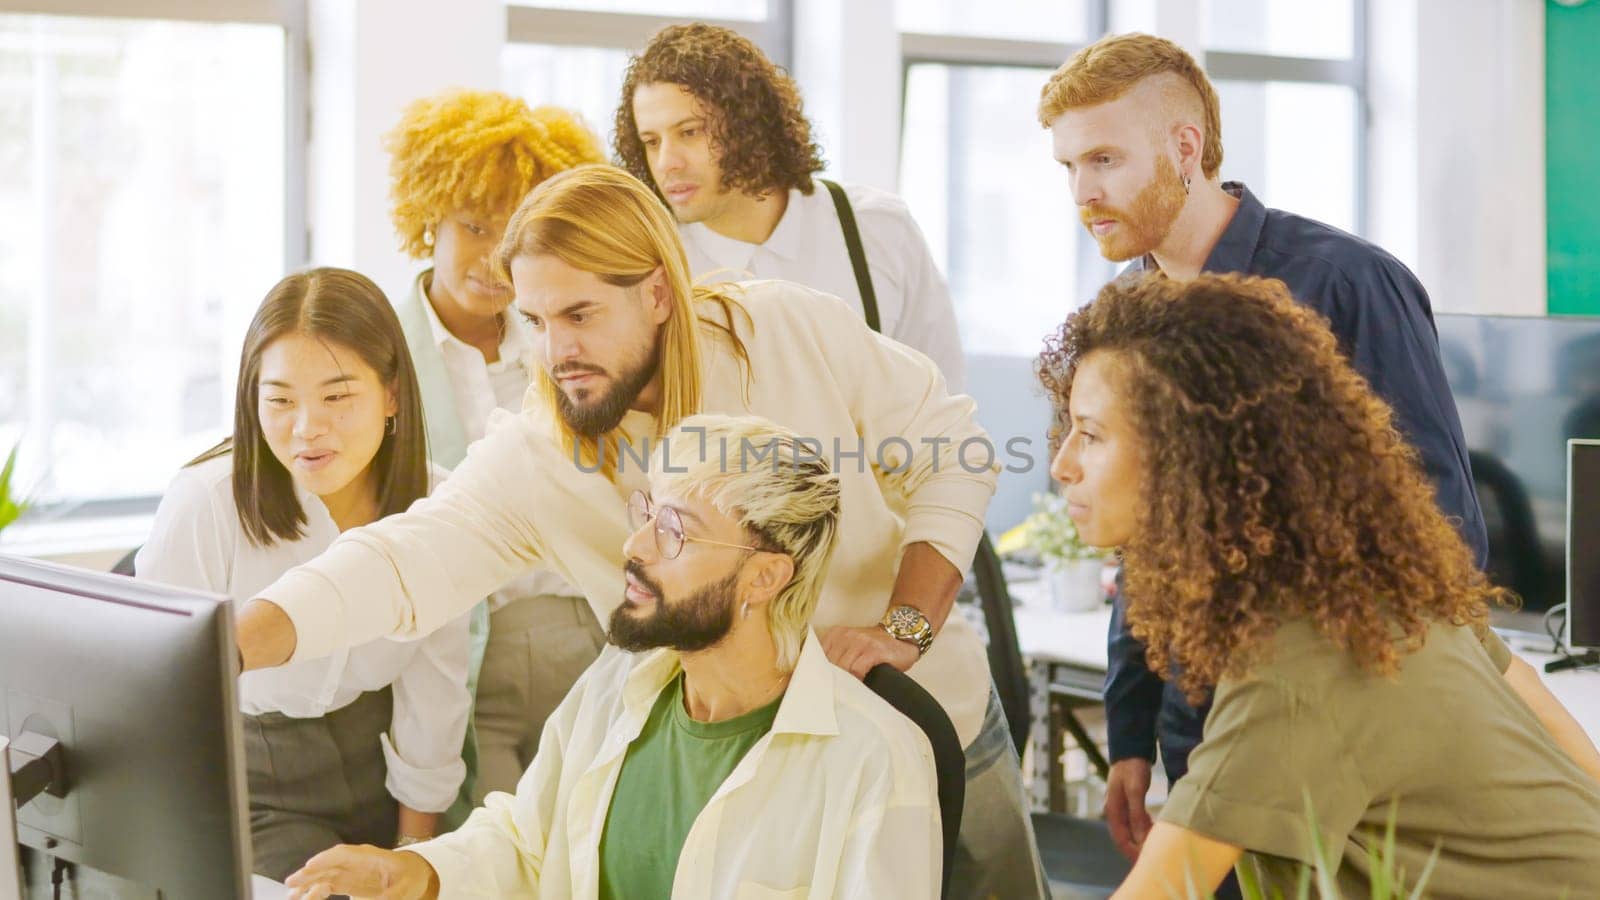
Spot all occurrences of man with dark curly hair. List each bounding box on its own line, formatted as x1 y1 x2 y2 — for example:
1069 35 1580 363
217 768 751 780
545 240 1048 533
1039 272 1600 899
1038 33 1488 889
614 23 967 394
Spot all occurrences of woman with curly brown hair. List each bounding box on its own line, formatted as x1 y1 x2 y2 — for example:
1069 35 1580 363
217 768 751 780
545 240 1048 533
383 88 608 825
1040 272 1600 898
614 23 967 393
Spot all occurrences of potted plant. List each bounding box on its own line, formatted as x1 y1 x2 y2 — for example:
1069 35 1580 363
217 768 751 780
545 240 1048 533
0 442 28 536
1017 491 1107 612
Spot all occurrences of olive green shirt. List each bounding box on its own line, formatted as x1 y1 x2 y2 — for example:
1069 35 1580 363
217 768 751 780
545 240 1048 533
597 672 782 900
1162 620 1600 898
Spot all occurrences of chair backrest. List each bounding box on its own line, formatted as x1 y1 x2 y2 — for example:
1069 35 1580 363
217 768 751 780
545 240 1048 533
1468 449 1548 607
864 663 963 899
970 532 1032 756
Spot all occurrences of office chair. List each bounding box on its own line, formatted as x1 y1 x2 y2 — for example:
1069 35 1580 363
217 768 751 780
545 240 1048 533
864 663 964 899
1468 450 1548 608
970 532 1129 899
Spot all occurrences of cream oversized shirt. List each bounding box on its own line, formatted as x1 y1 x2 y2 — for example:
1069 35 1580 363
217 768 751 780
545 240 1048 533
408 631 941 899
262 279 998 745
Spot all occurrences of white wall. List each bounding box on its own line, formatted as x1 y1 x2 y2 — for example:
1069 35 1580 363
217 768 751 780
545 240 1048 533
1374 0 1546 315
308 0 506 301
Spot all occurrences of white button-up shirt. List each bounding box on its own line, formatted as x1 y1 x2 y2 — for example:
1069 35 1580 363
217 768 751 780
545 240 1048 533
417 280 534 448
408 631 941 899
680 183 967 393
135 454 473 812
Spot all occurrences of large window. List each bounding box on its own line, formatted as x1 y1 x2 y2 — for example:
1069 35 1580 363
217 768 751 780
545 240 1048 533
897 4 1113 358
0 8 293 513
1205 0 1367 234
899 64 1089 356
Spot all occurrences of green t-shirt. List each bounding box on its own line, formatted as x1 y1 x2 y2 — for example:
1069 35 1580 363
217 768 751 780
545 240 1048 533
598 672 782 900
1161 620 1600 899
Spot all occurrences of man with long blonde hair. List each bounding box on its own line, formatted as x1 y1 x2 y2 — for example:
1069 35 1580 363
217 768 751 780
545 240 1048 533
1039 33 1487 883
285 414 943 899
241 164 1043 894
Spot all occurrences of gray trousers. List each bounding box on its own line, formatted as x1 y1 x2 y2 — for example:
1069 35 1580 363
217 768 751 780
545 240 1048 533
949 686 1050 900
471 593 605 801
243 687 397 881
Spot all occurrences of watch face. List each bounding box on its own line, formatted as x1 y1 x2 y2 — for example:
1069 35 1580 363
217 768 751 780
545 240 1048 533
887 607 925 636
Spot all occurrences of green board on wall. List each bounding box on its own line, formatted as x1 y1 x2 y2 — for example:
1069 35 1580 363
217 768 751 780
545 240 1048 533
1548 0 1600 314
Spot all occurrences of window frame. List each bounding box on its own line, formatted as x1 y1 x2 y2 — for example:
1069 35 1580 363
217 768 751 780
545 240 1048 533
0 0 309 525
504 1 793 71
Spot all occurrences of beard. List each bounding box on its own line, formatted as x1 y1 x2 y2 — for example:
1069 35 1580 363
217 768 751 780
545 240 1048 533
553 334 661 437
607 560 739 654
1080 155 1188 262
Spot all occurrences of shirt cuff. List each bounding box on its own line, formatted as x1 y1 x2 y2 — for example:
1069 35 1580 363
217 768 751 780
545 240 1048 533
381 732 466 813
901 479 995 572
401 840 472 897
264 567 345 663
1160 779 1324 867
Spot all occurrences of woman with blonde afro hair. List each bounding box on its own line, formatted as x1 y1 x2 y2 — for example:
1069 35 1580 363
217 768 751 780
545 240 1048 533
383 88 609 830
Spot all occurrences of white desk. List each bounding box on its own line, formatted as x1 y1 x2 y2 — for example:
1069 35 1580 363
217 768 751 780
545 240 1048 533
253 873 289 899
1501 636 1600 744
1006 577 1112 811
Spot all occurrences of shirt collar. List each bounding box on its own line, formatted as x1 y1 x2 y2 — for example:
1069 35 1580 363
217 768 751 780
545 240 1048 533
758 188 807 263
1200 181 1265 274
681 188 806 274
416 271 456 350
619 628 840 739
416 268 531 363
1131 181 1263 276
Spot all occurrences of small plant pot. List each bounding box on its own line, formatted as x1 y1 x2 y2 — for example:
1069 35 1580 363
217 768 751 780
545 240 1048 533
1046 558 1105 613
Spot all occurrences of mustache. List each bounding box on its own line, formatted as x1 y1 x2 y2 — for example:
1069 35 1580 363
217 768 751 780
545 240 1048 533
624 559 663 600
552 362 607 378
1079 206 1124 227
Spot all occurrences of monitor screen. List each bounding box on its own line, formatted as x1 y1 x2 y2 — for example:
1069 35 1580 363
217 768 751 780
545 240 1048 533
0 554 252 898
1568 441 1600 650
1436 312 1600 611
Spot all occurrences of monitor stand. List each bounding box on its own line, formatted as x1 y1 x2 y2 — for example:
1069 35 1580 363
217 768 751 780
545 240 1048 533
2 735 22 900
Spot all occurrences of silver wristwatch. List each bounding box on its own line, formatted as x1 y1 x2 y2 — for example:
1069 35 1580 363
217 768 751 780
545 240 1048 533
879 605 935 657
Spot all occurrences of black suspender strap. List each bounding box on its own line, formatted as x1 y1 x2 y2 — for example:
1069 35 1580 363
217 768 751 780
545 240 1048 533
821 178 882 333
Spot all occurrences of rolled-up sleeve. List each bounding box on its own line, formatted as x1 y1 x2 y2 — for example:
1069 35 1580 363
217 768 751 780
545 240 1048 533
381 607 474 812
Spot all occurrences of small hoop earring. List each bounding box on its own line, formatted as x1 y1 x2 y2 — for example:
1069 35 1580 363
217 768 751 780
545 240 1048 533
385 415 397 436
1183 175 1192 194
741 601 751 620
422 227 434 248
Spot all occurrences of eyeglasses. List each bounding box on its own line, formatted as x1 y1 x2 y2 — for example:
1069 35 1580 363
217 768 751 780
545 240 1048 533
626 490 767 561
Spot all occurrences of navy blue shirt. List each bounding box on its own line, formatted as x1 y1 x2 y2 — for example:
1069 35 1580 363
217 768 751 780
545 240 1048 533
1105 183 1488 782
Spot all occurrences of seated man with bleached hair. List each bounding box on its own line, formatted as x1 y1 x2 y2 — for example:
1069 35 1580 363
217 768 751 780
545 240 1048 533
286 413 942 900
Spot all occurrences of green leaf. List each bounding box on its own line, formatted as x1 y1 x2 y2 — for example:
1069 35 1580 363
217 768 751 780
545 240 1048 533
0 442 29 534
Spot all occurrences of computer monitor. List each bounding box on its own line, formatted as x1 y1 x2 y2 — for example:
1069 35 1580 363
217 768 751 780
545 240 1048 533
1567 441 1600 652
0 553 253 898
